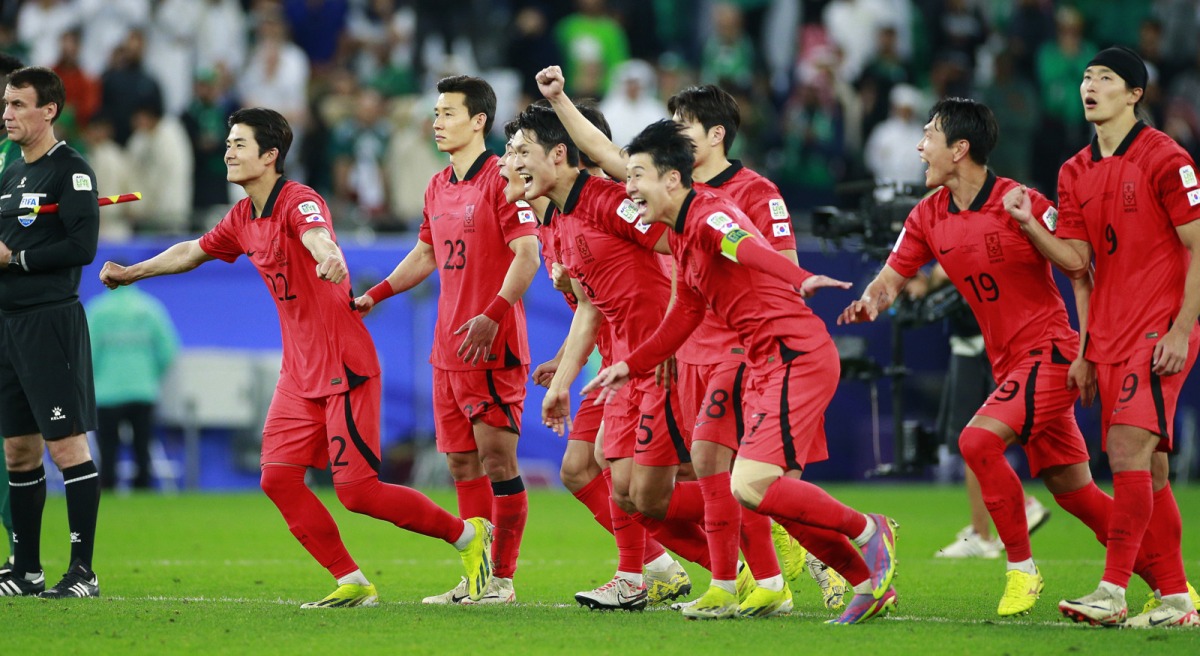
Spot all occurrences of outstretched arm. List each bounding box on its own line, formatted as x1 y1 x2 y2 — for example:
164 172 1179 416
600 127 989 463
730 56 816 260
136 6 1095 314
837 263 910 325
99 240 215 288
722 230 852 297
537 66 628 179
354 239 437 315
1003 185 1090 278
301 227 348 284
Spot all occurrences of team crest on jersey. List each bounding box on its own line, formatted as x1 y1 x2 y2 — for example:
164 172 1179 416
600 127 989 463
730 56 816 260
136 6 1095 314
985 232 1004 263
1122 181 1136 211
72 173 92 191
772 222 792 237
1041 207 1058 233
1188 189 1200 207
464 204 476 230
305 214 326 223
706 212 738 234
1180 165 1197 189
575 235 594 263
518 209 536 224
616 199 640 223
298 201 320 215
768 198 788 220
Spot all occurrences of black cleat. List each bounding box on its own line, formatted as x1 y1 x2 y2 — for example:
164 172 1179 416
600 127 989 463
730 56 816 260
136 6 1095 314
0 569 46 596
38 560 99 599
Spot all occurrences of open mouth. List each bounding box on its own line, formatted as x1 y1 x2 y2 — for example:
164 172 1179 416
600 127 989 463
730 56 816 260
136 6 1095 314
519 172 533 192
1084 97 1098 110
633 198 648 216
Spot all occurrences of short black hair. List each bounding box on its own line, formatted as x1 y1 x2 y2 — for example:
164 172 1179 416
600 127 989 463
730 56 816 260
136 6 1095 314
437 75 497 134
228 107 292 174
514 104 580 167
573 98 611 170
7 66 65 123
625 119 695 187
928 97 997 166
667 85 741 153
0 53 23 78
502 117 519 140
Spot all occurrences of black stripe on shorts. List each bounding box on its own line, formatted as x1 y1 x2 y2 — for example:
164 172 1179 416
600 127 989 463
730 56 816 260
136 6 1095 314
664 390 691 463
733 363 747 446
485 370 519 433
1149 369 1169 440
780 362 802 471
1018 361 1040 444
342 392 381 473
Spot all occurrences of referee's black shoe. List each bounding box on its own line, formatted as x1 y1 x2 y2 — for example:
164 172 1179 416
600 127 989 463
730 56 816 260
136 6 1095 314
38 560 99 599
0 555 13 577
0 569 45 596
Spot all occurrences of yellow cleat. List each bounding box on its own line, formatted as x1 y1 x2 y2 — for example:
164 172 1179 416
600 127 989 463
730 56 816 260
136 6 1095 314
806 552 847 610
1141 582 1200 614
735 561 756 602
681 585 740 620
300 583 379 609
998 567 1043 617
457 517 494 602
738 584 793 618
771 522 808 591
646 560 692 605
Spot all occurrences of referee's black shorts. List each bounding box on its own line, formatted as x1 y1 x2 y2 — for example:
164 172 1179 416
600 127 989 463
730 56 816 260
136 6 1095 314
0 300 97 440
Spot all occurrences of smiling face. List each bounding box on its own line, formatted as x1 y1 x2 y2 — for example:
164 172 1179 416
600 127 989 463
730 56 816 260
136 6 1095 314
224 123 275 185
497 137 527 204
2 84 55 147
625 152 673 223
432 91 483 154
1080 65 1140 125
513 129 563 201
916 115 956 189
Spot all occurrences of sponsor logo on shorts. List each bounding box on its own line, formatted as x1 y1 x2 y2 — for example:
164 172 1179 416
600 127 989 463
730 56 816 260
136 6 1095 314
298 201 320 215
51 406 66 421
72 173 93 191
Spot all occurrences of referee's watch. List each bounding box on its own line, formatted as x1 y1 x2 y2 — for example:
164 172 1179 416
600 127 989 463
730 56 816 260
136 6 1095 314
7 250 23 271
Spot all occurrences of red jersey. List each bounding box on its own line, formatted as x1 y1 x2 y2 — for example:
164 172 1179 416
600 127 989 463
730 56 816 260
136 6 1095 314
419 152 538 370
628 188 829 373
677 161 797 365
538 201 614 364
199 178 379 398
1056 122 1200 363
556 172 671 364
889 172 1079 379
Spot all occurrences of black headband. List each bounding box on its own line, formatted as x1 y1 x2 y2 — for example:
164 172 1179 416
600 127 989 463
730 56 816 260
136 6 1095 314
1087 46 1148 90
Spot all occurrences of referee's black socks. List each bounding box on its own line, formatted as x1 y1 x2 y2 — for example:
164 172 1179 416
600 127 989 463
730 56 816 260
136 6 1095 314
62 461 100 573
8 465 46 576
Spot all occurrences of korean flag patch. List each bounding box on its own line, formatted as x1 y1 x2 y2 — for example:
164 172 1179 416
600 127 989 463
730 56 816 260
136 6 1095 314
634 220 652 234
1180 165 1197 189
768 198 788 220
772 222 792 237
616 199 641 223
518 209 536 224
1188 189 1200 207
706 212 738 234
72 173 92 191
1041 207 1059 232
305 214 327 223
298 201 320 215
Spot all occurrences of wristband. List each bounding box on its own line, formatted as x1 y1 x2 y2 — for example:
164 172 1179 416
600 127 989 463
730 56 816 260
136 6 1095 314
366 280 395 305
482 295 511 323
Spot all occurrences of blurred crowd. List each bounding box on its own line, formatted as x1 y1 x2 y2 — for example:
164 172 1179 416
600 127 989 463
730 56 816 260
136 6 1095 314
3 0 1198 236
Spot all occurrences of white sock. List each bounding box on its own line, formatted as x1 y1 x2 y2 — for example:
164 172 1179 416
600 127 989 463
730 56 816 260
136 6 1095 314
853 515 877 547
756 575 784 592
338 569 370 587
711 579 736 594
617 570 643 586
1162 592 1194 610
1098 580 1126 600
644 553 675 573
1006 558 1037 575
852 580 873 595
452 520 475 550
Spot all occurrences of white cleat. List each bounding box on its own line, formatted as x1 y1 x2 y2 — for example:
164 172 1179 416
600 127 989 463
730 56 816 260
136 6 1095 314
575 576 648 611
935 527 1003 559
1059 587 1128 626
1025 496 1051 535
461 576 516 605
422 577 471 605
1125 595 1199 628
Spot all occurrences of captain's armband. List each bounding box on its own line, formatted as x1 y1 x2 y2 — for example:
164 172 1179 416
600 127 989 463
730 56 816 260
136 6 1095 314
719 229 754 262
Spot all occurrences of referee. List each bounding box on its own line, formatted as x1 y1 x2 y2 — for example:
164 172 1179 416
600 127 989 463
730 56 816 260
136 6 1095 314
0 66 101 599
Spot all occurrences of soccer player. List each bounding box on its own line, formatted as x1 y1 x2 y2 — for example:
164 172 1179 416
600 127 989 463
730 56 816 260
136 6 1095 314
583 119 898 625
536 65 846 616
1039 46 1200 628
98 107 493 608
839 97 1120 617
0 66 102 599
356 76 539 605
513 105 714 611
0 52 23 578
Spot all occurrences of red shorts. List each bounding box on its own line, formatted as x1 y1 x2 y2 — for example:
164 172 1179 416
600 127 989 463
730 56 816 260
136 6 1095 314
433 366 527 453
1097 330 1200 451
603 377 691 466
738 340 838 470
975 358 1089 476
569 391 604 443
678 360 748 451
261 376 382 484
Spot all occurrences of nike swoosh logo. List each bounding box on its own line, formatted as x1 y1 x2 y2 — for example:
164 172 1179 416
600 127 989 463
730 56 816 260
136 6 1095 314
938 246 954 255
246 250 257 256
1080 198 1092 209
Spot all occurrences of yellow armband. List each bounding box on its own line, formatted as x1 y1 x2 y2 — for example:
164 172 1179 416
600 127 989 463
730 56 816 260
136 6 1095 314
719 228 753 261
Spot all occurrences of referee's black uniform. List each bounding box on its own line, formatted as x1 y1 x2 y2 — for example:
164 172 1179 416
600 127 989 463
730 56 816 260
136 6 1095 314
0 140 99 440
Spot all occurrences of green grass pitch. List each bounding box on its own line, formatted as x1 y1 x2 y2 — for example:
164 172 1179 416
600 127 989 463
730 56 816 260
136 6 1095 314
4 484 1198 654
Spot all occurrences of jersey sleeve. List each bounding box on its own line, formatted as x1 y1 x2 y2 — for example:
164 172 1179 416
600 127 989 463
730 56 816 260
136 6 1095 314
198 210 243 262
746 180 797 251
497 179 538 242
286 191 337 239
1055 167 1088 241
886 203 934 277
1027 187 1061 234
56 159 100 232
1153 150 1200 228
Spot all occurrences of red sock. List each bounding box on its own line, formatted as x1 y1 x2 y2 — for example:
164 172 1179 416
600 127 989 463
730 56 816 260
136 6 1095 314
756 477 868 538
335 476 463 543
959 427 1030 562
1143 482 1187 596
491 476 528 579
572 472 614 534
740 508 781 579
665 479 705 524
776 517 870 587
610 496 647 574
699 472 740 580
261 465 357 578
455 475 493 521
643 538 668 565
1054 481 1157 590
631 511 712 570
1103 470 1153 588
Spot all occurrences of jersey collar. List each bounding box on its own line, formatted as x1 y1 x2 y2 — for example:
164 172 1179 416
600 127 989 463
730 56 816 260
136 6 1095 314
703 160 743 188
254 176 287 219
673 189 698 234
561 170 591 214
947 170 997 214
539 203 557 227
449 151 492 183
1089 120 1146 162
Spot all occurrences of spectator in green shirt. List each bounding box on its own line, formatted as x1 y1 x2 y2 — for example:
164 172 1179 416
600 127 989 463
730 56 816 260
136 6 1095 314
553 0 630 98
